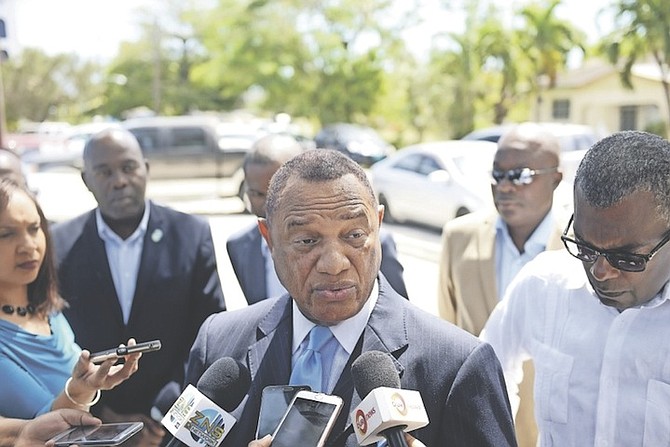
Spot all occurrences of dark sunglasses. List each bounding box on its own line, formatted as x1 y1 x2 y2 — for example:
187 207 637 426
561 214 670 272
490 167 558 186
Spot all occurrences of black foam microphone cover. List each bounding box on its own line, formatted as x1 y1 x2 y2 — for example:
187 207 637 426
196 357 252 411
151 380 182 421
351 350 401 398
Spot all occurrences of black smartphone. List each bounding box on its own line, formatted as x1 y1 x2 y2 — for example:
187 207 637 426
271 391 344 447
89 340 161 364
255 385 310 438
50 422 144 446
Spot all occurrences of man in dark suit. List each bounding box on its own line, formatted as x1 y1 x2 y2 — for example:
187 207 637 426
51 129 226 446
186 149 516 447
228 134 408 304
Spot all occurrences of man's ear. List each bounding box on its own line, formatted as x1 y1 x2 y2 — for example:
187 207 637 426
81 171 92 193
258 218 272 249
552 171 564 190
377 204 384 226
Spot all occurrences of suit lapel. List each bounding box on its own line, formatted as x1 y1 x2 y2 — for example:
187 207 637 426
83 213 125 326
248 295 293 384
477 215 499 314
129 203 162 326
327 277 408 446
244 229 267 303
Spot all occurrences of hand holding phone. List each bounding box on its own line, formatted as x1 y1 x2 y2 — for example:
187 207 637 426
49 422 144 446
256 385 310 439
271 390 343 447
89 340 162 364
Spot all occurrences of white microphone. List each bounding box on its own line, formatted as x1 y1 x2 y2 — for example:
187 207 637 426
350 351 429 446
162 357 251 447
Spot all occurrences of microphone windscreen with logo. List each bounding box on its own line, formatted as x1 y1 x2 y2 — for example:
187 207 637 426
351 350 401 398
197 357 251 411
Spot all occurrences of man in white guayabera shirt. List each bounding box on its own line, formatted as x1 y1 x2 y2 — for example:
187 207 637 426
481 130 670 447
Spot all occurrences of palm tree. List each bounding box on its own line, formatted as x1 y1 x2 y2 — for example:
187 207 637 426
517 0 586 89
599 0 670 128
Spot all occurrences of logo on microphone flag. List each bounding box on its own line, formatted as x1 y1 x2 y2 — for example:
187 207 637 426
162 384 237 447
390 393 407 416
351 387 429 445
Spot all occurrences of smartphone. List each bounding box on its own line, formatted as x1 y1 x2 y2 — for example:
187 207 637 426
50 422 144 446
256 385 311 438
270 390 344 447
89 339 162 364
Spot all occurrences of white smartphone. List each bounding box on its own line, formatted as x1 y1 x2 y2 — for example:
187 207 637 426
89 339 162 364
256 385 311 438
49 422 144 446
270 390 344 447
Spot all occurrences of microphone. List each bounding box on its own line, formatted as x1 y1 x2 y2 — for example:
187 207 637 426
350 351 429 447
163 357 251 447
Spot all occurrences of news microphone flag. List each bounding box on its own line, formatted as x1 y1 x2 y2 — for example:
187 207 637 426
162 384 237 447
351 387 429 445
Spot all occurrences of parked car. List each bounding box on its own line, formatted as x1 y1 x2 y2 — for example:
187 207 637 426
314 123 394 166
21 122 121 172
123 116 265 181
371 140 497 230
462 122 605 183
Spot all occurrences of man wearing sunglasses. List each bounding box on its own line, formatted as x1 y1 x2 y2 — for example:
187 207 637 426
481 130 670 446
438 122 565 447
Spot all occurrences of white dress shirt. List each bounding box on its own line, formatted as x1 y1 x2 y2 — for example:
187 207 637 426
292 280 378 394
495 210 554 299
481 249 670 447
96 204 150 324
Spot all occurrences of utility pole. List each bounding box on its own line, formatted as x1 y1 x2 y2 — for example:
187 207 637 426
152 19 162 114
0 18 7 148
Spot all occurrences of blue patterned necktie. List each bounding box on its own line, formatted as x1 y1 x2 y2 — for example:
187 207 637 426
289 325 333 392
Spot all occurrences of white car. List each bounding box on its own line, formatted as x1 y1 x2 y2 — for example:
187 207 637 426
371 140 497 230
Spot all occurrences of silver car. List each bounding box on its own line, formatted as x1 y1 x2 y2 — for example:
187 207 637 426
371 140 497 230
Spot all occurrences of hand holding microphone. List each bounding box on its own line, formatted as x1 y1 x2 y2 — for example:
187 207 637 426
350 351 429 447
163 357 251 447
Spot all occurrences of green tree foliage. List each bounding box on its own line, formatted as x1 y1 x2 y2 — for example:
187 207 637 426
599 0 670 126
517 0 585 88
188 0 402 125
2 48 101 126
1 0 597 144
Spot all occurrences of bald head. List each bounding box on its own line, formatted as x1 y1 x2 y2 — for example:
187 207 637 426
497 122 561 165
243 134 304 217
83 128 144 167
244 134 304 171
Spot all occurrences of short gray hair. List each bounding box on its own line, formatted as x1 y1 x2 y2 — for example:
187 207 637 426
265 149 377 222
575 130 670 222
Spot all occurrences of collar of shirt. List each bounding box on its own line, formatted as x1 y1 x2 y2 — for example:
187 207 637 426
495 208 554 255
495 210 555 298
292 279 379 355
95 201 151 244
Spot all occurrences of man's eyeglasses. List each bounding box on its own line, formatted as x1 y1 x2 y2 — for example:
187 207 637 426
561 214 670 272
490 167 558 186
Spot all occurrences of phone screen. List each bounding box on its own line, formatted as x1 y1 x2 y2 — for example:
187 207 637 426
256 386 309 438
271 396 340 447
51 422 143 446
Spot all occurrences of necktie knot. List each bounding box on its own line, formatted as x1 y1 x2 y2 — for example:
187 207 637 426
307 325 332 352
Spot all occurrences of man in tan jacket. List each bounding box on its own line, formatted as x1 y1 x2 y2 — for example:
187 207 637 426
438 122 567 447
